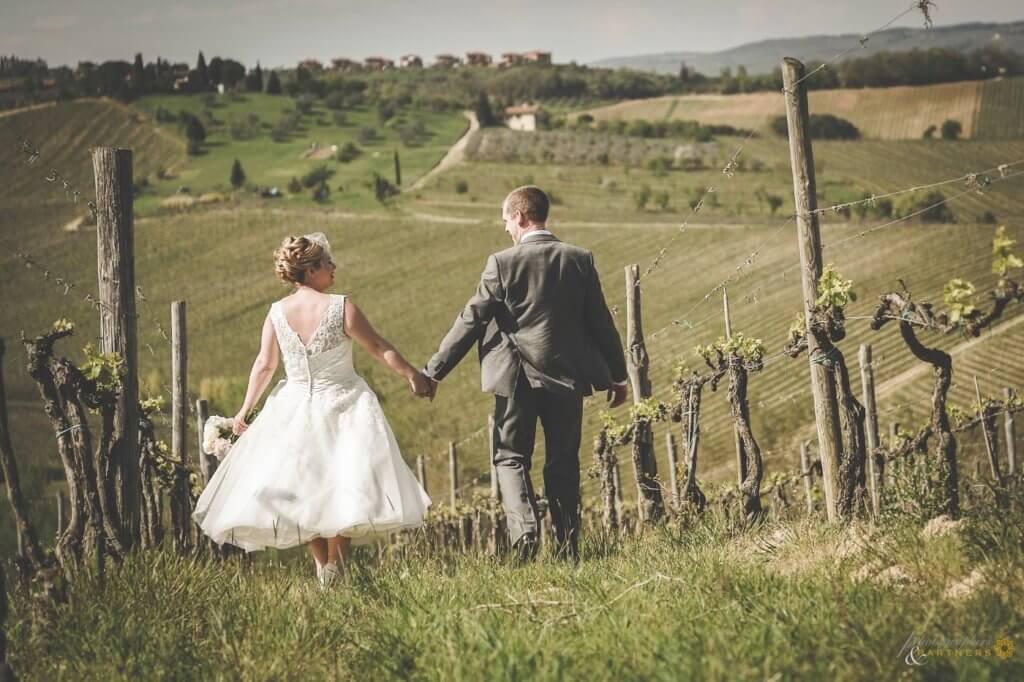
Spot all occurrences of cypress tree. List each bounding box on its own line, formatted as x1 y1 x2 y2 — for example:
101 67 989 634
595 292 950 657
230 158 246 189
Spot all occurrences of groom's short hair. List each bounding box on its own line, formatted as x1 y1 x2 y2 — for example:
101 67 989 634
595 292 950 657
504 185 549 224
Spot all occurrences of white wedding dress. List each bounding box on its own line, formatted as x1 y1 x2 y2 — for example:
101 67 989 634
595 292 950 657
193 293 432 551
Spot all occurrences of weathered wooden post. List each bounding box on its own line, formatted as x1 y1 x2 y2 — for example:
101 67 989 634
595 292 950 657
800 440 814 514
974 375 1002 483
723 288 748 486
624 264 663 524
888 421 900 480
488 414 500 501
858 344 881 517
1005 388 1018 477
393 149 402 187
448 441 458 509
196 398 215 484
93 147 141 545
782 58 844 523
171 301 191 551
665 433 680 509
416 454 428 494
612 461 624 522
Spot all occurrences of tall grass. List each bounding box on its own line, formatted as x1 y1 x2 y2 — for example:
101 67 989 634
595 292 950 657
6 503 1023 680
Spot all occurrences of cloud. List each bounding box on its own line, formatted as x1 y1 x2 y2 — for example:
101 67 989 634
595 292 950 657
31 15 80 31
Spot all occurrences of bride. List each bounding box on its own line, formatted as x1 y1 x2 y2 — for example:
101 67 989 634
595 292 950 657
193 232 433 588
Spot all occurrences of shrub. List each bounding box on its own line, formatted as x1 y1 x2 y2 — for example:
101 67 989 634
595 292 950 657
978 210 998 224
287 177 302 194
633 184 652 210
923 125 937 139
332 111 348 127
301 165 335 189
312 180 330 202
325 92 345 110
895 190 955 223
336 142 361 163
653 190 670 211
771 113 859 140
296 94 316 116
454 179 469 194
941 119 962 140
373 173 399 202
357 126 377 145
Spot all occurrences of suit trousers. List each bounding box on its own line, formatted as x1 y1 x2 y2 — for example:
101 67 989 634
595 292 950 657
492 373 584 557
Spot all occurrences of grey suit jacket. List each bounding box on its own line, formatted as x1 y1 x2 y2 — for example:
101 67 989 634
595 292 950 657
425 233 627 397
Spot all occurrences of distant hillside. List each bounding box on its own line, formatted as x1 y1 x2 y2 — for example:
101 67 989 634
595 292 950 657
592 20 1024 75
578 77 1024 140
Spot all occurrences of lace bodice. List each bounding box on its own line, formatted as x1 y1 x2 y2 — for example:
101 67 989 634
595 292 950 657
269 294 356 394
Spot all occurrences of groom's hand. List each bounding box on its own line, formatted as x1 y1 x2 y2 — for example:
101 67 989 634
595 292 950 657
425 377 439 402
606 382 628 408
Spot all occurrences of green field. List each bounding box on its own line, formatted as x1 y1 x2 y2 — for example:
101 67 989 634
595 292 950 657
2 95 1024 556
578 78 1024 141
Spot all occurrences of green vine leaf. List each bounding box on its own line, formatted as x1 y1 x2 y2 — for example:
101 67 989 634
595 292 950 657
992 225 1023 279
815 264 857 309
943 278 976 325
79 342 125 393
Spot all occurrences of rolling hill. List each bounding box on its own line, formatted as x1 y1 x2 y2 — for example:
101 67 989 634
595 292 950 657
591 19 1024 75
578 77 1024 140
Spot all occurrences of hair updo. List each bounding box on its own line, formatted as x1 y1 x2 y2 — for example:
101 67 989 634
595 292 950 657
273 236 327 285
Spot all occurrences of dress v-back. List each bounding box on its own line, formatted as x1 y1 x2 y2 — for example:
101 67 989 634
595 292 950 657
193 293 431 551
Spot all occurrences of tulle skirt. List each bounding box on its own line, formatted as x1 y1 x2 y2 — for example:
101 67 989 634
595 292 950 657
193 376 432 552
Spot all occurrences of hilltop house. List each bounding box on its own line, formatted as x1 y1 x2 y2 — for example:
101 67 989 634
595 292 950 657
501 51 552 67
434 54 462 68
331 58 359 72
505 103 541 131
522 50 552 65
500 52 523 67
364 57 394 70
465 51 492 66
400 54 423 68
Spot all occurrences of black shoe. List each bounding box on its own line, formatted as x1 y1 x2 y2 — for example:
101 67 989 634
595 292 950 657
512 532 539 564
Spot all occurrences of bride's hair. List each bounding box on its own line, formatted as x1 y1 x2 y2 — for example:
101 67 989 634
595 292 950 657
273 236 326 285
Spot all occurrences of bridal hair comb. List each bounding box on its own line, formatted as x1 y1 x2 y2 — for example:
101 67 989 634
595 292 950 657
304 232 333 260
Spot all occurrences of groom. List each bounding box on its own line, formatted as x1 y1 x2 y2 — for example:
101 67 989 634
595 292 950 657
424 185 628 562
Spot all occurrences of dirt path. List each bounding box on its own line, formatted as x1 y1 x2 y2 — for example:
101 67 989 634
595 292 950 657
0 101 57 119
407 111 478 191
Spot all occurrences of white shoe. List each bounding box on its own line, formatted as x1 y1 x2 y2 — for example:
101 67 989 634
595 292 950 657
319 563 341 591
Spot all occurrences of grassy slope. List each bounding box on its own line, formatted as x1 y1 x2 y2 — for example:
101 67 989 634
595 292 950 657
2 99 1024 552
579 78 1024 141
131 93 469 211
6 508 1024 680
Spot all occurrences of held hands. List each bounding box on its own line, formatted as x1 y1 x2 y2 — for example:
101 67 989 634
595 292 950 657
606 382 628 408
408 371 437 401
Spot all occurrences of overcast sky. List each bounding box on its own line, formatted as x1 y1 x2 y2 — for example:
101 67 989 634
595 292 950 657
4 0 1022 69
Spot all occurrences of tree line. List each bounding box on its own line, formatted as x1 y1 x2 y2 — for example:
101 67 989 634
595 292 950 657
3 44 1023 112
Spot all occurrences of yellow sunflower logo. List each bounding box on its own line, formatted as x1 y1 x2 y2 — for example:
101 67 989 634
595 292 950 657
994 637 1015 660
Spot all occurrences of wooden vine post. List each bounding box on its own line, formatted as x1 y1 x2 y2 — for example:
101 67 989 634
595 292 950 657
171 301 191 551
858 344 882 517
1005 387 1018 476
93 147 141 546
782 58 844 522
624 264 664 524
723 288 747 486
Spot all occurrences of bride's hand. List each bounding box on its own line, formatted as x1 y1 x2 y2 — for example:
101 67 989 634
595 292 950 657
231 411 250 436
408 372 434 400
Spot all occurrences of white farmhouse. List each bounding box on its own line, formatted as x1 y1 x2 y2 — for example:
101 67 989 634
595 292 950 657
505 103 541 132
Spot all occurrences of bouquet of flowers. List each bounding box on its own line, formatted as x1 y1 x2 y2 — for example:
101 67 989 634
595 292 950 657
202 416 237 461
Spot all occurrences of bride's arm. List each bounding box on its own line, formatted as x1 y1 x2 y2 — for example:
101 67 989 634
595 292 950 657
346 299 432 397
233 313 280 434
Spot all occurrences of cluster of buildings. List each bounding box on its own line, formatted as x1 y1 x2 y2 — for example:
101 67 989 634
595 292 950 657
298 51 552 73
